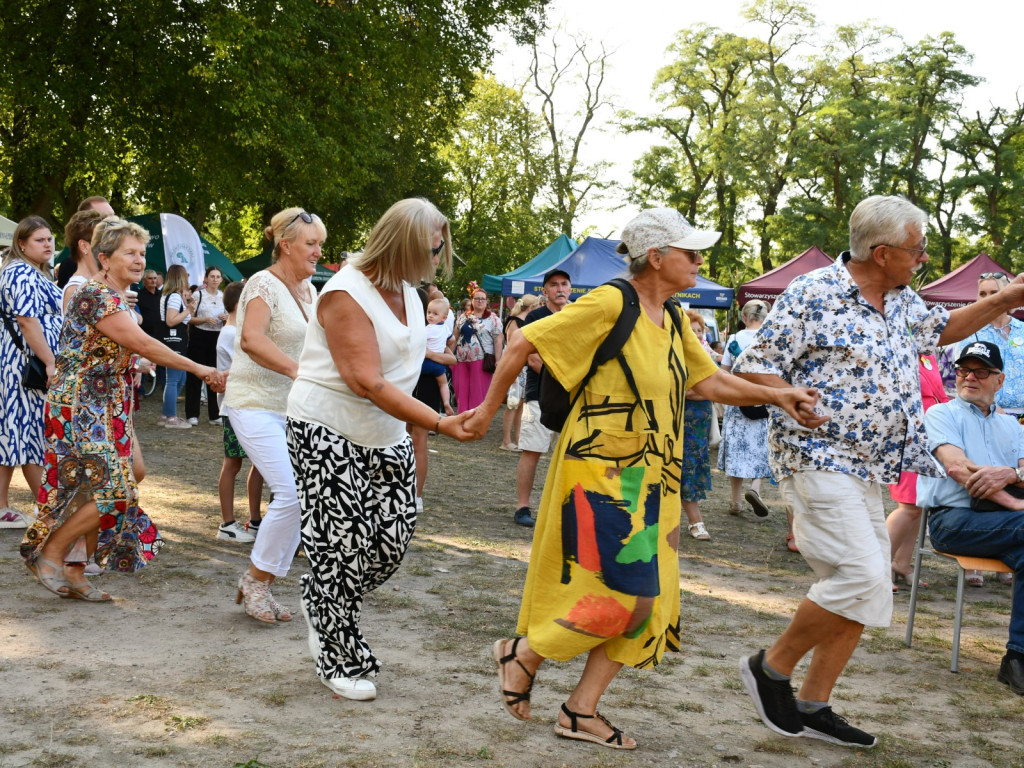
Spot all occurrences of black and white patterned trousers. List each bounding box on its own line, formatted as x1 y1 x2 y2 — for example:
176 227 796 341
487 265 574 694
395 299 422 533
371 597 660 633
286 418 417 680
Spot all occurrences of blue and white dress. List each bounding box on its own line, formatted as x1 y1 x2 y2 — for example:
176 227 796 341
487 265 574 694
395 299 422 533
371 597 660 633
0 261 63 466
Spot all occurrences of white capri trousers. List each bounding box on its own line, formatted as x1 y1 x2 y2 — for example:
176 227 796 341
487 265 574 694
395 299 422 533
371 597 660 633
221 406 301 578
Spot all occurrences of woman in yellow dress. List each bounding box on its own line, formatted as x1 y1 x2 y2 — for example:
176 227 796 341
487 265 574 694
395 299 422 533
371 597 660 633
466 208 826 750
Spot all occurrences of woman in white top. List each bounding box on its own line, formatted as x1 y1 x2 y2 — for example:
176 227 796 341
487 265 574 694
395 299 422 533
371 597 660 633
159 265 196 428
224 208 323 626
185 266 228 425
717 300 774 517
286 198 474 701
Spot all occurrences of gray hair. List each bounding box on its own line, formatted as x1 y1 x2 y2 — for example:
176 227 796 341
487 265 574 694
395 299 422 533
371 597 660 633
848 195 928 263
627 246 667 276
741 299 769 324
91 217 151 262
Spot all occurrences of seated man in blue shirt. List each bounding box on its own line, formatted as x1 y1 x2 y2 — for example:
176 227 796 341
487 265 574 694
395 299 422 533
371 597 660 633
918 340 1024 695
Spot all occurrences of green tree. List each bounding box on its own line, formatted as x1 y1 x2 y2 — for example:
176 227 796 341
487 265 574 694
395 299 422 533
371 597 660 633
438 76 555 289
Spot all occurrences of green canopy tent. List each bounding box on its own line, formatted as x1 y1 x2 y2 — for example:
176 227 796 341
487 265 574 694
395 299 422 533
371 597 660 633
481 234 578 294
235 249 336 285
54 213 242 283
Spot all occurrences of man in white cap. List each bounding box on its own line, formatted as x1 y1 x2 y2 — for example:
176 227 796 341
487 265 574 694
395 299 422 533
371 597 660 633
733 195 1024 748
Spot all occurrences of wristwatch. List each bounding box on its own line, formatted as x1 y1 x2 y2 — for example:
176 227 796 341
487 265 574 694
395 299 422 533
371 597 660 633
1014 466 1024 484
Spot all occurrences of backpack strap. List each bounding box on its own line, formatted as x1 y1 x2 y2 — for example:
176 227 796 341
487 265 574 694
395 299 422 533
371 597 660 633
565 278 642 417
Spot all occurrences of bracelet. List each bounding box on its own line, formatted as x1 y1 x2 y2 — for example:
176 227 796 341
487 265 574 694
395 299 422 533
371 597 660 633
435 415 442 433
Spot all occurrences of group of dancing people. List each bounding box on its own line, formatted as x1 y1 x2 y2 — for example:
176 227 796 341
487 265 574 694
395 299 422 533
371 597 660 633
7 192 1024 754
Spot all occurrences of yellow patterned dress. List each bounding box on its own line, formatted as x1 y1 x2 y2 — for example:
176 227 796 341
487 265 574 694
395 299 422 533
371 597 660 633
21 281 162 572
518 284 717 667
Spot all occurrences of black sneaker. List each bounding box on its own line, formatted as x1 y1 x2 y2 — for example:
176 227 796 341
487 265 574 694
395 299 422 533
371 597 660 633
738 650 802 736
513 506 534 527
800 706 877 748
744 489 771 518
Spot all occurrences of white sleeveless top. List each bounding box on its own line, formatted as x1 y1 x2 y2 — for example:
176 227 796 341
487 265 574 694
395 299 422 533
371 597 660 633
221 270 313 414
287 265 424 448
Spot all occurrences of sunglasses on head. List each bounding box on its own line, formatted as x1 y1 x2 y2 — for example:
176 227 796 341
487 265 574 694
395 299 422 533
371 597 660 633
287 211 316 227
980 272 1007 280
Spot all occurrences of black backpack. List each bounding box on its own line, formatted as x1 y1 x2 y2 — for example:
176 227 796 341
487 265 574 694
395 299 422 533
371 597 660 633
538 278 681 432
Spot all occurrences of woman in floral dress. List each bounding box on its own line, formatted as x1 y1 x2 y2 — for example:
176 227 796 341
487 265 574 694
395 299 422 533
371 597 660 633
21 217 225 602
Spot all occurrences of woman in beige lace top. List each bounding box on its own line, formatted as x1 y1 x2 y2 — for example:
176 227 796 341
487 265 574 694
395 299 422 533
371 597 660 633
222 208 325 624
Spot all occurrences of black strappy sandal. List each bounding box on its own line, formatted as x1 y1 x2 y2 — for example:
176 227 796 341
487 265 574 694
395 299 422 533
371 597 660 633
553 702 637 750
492 638 535 721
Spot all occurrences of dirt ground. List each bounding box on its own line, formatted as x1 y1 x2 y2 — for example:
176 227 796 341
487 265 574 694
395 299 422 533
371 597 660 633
1 403 1023 768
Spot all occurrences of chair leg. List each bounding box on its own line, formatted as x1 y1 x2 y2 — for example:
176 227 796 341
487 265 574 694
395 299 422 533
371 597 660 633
905 507 931 648
952 566 966 673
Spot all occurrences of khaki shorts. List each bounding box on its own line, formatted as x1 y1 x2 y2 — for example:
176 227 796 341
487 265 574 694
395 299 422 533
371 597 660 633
517 400 556 454
781 470 892 628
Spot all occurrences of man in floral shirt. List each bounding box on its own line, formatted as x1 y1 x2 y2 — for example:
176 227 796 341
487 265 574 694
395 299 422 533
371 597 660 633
733 195 1024 748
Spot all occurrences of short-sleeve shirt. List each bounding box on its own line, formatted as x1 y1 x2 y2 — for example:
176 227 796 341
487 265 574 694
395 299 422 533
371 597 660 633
917 396 1024 509
956 319 1024 411
522 304 554 401
733 252 949 483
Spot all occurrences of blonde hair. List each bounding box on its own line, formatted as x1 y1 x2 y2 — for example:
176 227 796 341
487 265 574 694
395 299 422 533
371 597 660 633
264 208 327 263
91 217 150 268
163 264 190 297
2 216 52 276
511 293 541 316
349 198 453 292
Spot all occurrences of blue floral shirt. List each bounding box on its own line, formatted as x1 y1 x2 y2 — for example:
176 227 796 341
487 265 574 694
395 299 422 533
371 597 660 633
733 253 949 483
955 319 1024 412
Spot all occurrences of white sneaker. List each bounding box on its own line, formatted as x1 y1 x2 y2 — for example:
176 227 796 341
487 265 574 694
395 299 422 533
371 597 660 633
209 418 223 426
415 497 424 514
164 417 192 429
218 521 256 542
187 417 199 426
321 676 376 701
0 508 28 528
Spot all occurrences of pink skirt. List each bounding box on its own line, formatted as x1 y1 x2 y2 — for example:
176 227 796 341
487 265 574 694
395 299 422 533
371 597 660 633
888 471 918 505
451 359 491 412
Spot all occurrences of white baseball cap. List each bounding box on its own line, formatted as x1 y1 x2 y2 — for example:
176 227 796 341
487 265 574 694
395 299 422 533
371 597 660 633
616 208 721 258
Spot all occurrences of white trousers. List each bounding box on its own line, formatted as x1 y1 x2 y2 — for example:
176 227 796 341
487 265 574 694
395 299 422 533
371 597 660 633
221 406 301 578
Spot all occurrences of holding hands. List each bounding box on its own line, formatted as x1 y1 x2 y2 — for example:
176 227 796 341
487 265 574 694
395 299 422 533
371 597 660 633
437 409 482 442
776 387 830 430
197 365 228 393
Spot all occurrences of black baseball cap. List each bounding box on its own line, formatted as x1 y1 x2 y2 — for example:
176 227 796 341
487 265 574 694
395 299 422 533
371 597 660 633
955 340 1003 371
543 269 571 285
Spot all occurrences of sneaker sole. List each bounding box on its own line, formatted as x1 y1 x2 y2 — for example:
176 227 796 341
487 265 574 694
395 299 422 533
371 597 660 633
0 521 28 528
801 726 876 748
320 676 376 701
744 491 770 517
217 531 255 542
738 656 803 738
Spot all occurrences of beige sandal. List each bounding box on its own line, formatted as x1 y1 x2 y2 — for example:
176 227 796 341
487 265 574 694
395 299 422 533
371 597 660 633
554 703 636 750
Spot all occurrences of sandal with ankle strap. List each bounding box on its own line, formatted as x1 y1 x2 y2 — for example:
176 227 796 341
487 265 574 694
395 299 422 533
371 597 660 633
554 702 636 750
26 557 72 598
492 637 535 721
66 579 112 602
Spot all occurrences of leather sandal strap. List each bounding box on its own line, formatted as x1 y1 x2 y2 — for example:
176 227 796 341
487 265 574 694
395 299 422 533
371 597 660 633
560 702 595 733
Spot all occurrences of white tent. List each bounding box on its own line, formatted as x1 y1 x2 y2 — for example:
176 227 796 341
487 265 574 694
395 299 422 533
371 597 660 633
0 214 15 247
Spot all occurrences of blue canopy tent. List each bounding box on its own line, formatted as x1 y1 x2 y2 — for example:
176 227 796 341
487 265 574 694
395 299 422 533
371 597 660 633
500 236 734 309
481 234 578 294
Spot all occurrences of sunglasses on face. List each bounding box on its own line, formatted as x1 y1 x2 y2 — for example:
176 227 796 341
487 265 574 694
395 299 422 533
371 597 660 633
431 239 445 257
955 366 999 380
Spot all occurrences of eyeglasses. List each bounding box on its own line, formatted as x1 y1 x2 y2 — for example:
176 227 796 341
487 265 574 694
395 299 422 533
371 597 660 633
287 211 316 227
870 236 928 255
980 272 1007 280
955 366 999 380
430 239 445 257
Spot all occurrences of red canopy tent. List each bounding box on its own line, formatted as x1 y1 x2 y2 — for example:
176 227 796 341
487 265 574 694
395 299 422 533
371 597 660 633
736 246 833 306
918 253 1014 310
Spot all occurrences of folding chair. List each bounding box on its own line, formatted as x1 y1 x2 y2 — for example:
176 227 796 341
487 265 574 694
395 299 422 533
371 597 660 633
904 507 1013 672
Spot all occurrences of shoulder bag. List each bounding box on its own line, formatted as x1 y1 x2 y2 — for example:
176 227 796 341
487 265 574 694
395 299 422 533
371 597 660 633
0 309 48 391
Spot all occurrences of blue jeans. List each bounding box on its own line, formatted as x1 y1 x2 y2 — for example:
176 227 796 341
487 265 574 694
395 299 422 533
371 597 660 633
162 367 187 419
929 506 1024 654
